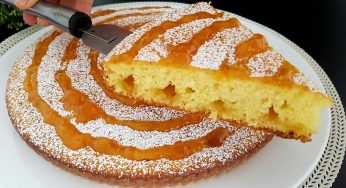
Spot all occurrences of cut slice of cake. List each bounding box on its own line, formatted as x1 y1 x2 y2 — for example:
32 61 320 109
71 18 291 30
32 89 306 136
101 2 332 142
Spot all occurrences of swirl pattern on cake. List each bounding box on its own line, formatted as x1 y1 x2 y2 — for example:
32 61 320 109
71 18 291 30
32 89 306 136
6 5 272 186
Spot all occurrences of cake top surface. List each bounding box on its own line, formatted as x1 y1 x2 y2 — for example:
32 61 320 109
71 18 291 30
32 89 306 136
103 2 323 94
6 5 271 178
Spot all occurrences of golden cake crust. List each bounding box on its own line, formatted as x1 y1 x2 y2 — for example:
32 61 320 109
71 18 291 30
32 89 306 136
6 6 272 187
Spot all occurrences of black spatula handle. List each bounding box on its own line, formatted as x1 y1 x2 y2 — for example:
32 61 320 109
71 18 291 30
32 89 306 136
0 0 92 38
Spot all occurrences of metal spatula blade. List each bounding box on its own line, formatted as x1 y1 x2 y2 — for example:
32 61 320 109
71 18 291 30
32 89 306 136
82 25 132 54
1 0 133 55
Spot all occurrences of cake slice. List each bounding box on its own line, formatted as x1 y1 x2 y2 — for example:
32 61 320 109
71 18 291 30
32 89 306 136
101 2 332 142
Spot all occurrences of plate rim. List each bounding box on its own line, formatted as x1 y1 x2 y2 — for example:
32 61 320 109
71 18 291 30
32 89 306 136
0 2 345 188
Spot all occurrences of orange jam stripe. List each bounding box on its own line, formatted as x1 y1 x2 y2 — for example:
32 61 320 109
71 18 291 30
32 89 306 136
97 12 162 25
89 8 164 104
122 22 150 31
109 11 224 63
218 33 271 73
128 6 171 10
61 38 79 64
88 50 148 107
55 70 205 131
167 18 240 63
234 34 299 80
234 33 270 61
91 6 172 19
91 127 233 160
271 60 299 83
91 9 117 18
24 33 231 160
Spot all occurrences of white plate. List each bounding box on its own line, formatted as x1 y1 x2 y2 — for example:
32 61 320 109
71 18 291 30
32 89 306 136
0 2 331 188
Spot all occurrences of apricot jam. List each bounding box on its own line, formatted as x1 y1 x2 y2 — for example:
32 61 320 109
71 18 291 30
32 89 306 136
98 12 162 25
61 38 79 63
56 69 205 131
105 11 297 86
109 12 224 63
91 6 171 19
89 50 148 107
25 30 233 160
91 9 116 18
167 18 240 64
24 9 300 160
234 34 270 60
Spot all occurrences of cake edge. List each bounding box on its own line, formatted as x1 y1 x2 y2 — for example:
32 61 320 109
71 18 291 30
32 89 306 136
9 120 272 187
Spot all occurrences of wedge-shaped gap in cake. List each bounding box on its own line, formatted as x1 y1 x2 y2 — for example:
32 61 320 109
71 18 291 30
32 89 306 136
163 83 176 97
122 75 135 91
268 105 279 120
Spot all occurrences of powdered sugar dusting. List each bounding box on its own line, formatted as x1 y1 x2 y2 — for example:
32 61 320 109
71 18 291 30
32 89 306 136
60 126 268 177
37 33 73 117
104 2 217 61
73 118 234 149
247 50 284 77
135 18 220 62
107 14 162 31
92 7 174 24
191 26 253 70
293 72 323 93
6 6 272 181
7 39 271 175
66 42 184 121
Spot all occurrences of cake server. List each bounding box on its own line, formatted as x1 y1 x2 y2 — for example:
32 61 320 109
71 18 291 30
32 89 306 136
1 0 132 54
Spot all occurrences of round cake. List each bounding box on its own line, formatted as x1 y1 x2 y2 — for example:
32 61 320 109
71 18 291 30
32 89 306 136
6 6 272 186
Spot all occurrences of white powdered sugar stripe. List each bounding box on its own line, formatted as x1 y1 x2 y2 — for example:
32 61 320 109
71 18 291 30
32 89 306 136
6 44 39 133
97 52 106 63
135 18 221 62
92 7 174 24
66 42 185 121
135 39 163 62
37 33 73 117
104 2 216 60
293 72 323 93
191 26 253 70
107 14 162 31
247 50 284 77
73 118 235 149
6 32 69 150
